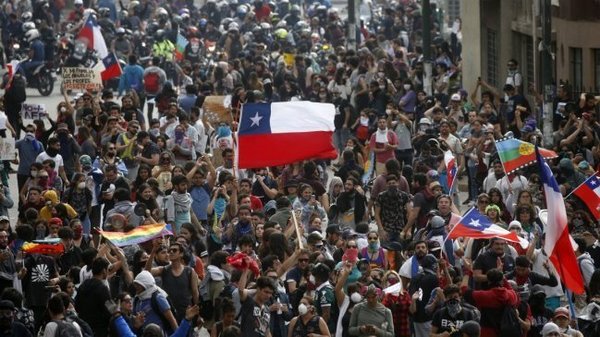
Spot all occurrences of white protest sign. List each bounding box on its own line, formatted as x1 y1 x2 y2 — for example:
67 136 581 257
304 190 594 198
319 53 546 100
0 138 15 160
20 103 47 120
62 67 103 91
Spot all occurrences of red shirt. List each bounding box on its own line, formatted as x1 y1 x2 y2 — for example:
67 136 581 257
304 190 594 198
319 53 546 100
254 5 271 22
382 291 411 337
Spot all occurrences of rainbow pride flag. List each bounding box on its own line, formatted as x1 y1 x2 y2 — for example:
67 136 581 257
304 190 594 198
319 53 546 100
22 242 65 255
100 223 173 247
495 138 557 175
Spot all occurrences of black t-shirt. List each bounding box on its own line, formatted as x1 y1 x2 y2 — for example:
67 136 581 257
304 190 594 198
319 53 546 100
408 272 439 323
473 250 515 290
142 142 160 160
431 306 478 333
23 254 56 307
240 295 271 337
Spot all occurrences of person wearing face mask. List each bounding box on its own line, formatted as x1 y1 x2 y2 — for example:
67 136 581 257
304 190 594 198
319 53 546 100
116 120 141 181
408 254 440 337
288 296 331 337
62 172 92 227
56 123 82 183
388 108 413 168
15 124 43 196
528 285 554 337
381 271 411 337
430 285 479 337
374 174 412 243
369 116 398 176
36 137 69 187
360 231 386 269
348 284 394 337
312 263 337 333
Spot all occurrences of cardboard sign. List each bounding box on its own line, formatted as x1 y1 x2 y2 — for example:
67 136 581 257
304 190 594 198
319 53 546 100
20 103 47 120
283 53 295 67
0 138 15 160
62 67 102 91
202 95 232 124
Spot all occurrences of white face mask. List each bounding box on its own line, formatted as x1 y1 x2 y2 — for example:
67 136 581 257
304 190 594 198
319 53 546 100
360 116 369 125
77 182 86 190
309 275 316 284
298 303 308 316
350 292 363 303
403 84 411 90
60 107 67 113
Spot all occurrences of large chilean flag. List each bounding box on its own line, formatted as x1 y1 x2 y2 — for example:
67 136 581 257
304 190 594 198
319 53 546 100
237 102 337 168
536 146 585 294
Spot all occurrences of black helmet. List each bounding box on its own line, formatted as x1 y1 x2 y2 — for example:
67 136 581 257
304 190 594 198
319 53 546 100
155 29 166 40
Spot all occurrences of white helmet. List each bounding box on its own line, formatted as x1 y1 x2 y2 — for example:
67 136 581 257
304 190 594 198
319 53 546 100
22 21 36 32
26 29 40 42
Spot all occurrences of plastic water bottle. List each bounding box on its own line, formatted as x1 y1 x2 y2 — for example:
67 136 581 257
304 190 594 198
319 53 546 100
277 298 282 315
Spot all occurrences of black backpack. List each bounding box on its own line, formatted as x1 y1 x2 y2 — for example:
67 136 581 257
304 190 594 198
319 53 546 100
499 306 522 337
52 319 81 337
7 75 26 104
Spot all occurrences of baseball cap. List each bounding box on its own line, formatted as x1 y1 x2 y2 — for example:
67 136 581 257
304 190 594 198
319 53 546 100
553 307 570 319
0 300 14 310
451 93 461 101
326 224 340 235
508 220 522 230
541 322 561 337
79 155 92 168
459 321 481 337
0 216 8 222
419 117 432 125
49 218 63 226
57 123 69 132
427 240 442 251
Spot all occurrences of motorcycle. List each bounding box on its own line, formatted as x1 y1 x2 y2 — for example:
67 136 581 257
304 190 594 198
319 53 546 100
11 44 54 96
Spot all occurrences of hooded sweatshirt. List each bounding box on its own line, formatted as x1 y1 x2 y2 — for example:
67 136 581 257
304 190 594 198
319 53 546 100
39 190 78 220
133 271 173 331
462 279 519 337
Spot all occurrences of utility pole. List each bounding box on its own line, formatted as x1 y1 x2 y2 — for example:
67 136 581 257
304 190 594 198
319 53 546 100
347 0 357 51
422 0 433 96
541 0 554 147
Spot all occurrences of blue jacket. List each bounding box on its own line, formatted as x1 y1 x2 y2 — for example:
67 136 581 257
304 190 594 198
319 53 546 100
118 64 144 96
113 315 191 337
31 39 45 62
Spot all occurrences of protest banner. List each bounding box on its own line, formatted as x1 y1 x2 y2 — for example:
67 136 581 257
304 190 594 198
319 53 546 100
62 67 103 91
20 103 47 120
0 138 15 160
202 95 232 124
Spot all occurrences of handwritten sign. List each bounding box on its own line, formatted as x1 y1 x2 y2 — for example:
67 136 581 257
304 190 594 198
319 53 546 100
0 138 15 160
20 103 47 120
62 67 102 91
202 95 232 124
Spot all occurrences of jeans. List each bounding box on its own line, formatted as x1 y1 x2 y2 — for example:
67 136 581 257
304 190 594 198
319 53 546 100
333 127 350 154
467 163 479 201
395 149 413 168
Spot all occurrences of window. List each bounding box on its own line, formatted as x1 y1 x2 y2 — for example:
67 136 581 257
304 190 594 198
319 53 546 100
487 29 498 87
570 47 583 91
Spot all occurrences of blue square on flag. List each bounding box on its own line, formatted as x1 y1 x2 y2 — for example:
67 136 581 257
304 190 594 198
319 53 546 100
103 53 117 67
239 103 271 136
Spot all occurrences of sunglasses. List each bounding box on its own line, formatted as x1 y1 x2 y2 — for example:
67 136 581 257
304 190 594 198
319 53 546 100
368 237 378 241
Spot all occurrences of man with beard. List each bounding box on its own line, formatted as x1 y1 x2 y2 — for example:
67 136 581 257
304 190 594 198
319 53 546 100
409 254 440 337
252 167 278 204
0 300 31 337
399 240 429 289
35 137 69 187
430 285 479 337
99 164 131 218
375 174 411 241
116 120 140 180
0 231 16 294
472 238 515 290
228 205 254 250
121 95 145 129
333 177 367 230
164 175 195 234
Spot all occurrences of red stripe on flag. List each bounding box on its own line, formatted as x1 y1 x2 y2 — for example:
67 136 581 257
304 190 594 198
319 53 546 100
550 227 585 294
573 185 600 219
238 131 336 168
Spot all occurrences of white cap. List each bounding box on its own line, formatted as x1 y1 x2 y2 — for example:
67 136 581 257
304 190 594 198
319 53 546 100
451 93 461 101
508 220 522 230
74 0 83 4
419 117 431 125
541 322 560 337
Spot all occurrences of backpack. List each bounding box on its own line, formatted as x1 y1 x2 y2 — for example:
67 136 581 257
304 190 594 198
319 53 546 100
144 72 160 94
65 316 93 337
52 319 81 337
199 271 234 322
498 306 522 337
7 75 26 104
133 290 177 335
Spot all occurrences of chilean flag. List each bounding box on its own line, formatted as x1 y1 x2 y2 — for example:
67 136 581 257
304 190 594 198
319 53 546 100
536 146 585 294
447 207 521 243
573 174 600 220
237 102 337 168
100 53 122 81
78 14 108 59
444 150 457 192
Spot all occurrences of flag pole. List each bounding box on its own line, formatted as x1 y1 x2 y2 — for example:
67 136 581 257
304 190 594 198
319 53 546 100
564 171 598 200
233 103 243 179
291 210 304 249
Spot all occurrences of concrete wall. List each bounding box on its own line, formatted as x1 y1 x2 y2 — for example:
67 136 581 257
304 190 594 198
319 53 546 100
460 0 481 96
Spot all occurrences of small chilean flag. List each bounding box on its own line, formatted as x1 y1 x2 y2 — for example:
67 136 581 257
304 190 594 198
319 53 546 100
444 150 457 192
100 53 122 81
448 207 521 243
573 174 600 220
237 102 336 168
78 14 108 59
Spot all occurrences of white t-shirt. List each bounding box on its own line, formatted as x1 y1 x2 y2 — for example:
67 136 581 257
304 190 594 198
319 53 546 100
42 320 83 337
36 152 64 173
0 111 8 130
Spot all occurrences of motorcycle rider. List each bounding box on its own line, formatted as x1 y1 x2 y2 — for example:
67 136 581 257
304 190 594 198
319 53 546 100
68 0 84 22
152 30 175 62
112 28 132 60
21 29 45 79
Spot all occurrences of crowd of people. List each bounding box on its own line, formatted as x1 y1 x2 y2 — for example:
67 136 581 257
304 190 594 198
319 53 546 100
0 0 598 337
